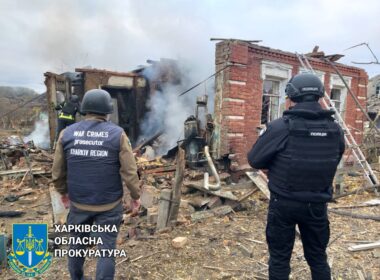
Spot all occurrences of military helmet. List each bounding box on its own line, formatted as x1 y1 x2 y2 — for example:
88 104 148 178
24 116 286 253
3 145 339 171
70 94 79 103
285 73 324 101
81 89 113 115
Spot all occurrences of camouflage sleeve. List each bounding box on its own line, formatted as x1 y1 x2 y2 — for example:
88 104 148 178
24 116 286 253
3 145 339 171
119 132 141 200
52 131 67 194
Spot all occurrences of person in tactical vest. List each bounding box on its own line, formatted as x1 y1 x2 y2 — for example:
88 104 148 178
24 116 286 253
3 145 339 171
52 89 141 280
55 94 81 140
247 73 345 280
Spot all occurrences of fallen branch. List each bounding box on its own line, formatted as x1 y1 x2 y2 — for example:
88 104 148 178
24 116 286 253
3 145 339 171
238 188 259 202
0 211 25 217
17 170 29 188
202 265 255 274
348 240 380 252
244 238 264 244
116 250 163 266
333 185 380 199
328 232 344 247
330 203 380 210
329 209 380 221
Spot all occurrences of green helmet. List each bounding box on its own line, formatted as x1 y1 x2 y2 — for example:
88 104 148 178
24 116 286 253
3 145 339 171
81 89 113 115
285 73 324 102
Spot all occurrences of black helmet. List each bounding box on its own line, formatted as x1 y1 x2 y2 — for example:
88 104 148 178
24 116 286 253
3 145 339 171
285 73 324 102
81 89 113 115
70 94 79 103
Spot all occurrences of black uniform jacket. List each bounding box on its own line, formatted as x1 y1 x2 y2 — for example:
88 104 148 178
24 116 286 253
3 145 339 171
247 101 345 202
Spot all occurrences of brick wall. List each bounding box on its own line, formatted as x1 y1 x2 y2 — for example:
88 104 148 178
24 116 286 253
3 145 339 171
213 40 368 167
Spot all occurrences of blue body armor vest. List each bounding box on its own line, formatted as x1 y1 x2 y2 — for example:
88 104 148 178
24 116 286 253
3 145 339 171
61 120 123 205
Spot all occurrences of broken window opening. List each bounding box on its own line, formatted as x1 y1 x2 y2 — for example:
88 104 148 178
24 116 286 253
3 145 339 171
101 86 146 146
330 88 343 113
376 83 380 97
261 80 281 124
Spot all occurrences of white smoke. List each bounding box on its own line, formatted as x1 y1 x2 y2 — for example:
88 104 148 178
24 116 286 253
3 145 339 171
24 112 50 149
139 62 215 155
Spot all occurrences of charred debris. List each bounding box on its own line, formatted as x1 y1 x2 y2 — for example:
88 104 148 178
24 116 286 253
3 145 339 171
1 42 380 271
2 57 263 233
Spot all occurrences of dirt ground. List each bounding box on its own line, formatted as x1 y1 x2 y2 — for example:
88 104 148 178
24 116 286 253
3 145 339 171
1 173 379 280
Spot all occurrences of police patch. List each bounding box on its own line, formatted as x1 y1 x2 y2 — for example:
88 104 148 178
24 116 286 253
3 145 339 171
310 132 328 137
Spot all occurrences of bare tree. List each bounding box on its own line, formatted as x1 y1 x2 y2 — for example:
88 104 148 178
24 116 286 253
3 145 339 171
345 42 379 65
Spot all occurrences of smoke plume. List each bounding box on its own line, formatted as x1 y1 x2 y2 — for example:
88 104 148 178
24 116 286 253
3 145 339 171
139 61 214 155
24 112 50 149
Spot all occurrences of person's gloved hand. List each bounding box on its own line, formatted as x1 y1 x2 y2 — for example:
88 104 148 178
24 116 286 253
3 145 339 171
61 193 70 209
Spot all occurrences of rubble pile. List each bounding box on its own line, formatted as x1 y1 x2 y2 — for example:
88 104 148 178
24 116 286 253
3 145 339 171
1 134 380 279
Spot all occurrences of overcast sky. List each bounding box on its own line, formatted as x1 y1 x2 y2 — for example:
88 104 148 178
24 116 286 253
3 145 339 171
0 0 379 93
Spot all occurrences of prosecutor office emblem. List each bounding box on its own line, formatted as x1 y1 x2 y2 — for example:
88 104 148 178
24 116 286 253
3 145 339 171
8 224 52 277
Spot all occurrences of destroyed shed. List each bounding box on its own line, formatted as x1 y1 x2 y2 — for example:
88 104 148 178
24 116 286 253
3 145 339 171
44 59 181 149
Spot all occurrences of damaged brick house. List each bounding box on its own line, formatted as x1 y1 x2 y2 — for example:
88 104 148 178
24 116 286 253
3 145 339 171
44 41 368 170
212 40 368 168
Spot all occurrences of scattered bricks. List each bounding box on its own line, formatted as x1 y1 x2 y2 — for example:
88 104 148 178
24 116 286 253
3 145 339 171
147 207 158 225
172 236 188 249
207 196 222 209
140 185 159 209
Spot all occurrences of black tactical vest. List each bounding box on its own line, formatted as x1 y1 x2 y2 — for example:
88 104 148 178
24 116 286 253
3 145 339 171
61 101 78 116
61 120 123 205
269 113 341 192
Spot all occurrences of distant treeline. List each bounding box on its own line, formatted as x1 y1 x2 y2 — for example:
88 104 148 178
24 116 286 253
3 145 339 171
0 86 46 130
0 86 39 101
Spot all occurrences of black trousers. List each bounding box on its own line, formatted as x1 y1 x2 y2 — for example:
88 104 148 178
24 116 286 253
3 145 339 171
56 118 75 140
266 195 331 280
67 203 123 280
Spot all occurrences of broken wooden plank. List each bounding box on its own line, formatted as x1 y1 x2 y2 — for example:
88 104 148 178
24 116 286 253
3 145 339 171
0 234 7 269
329 209 380 221
246 171 270 199
156 189 172 230
141 165 176 174
168 146 185 222
190 205 233 222
348 240 380 252
237 188 259 202
222 181 255 191
0 211 25 217
0 167 47 176
356 270 366 280
40 149 54 160
49 187 69 224
183 180 239 200
330 201 380 210
334 184 380 199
